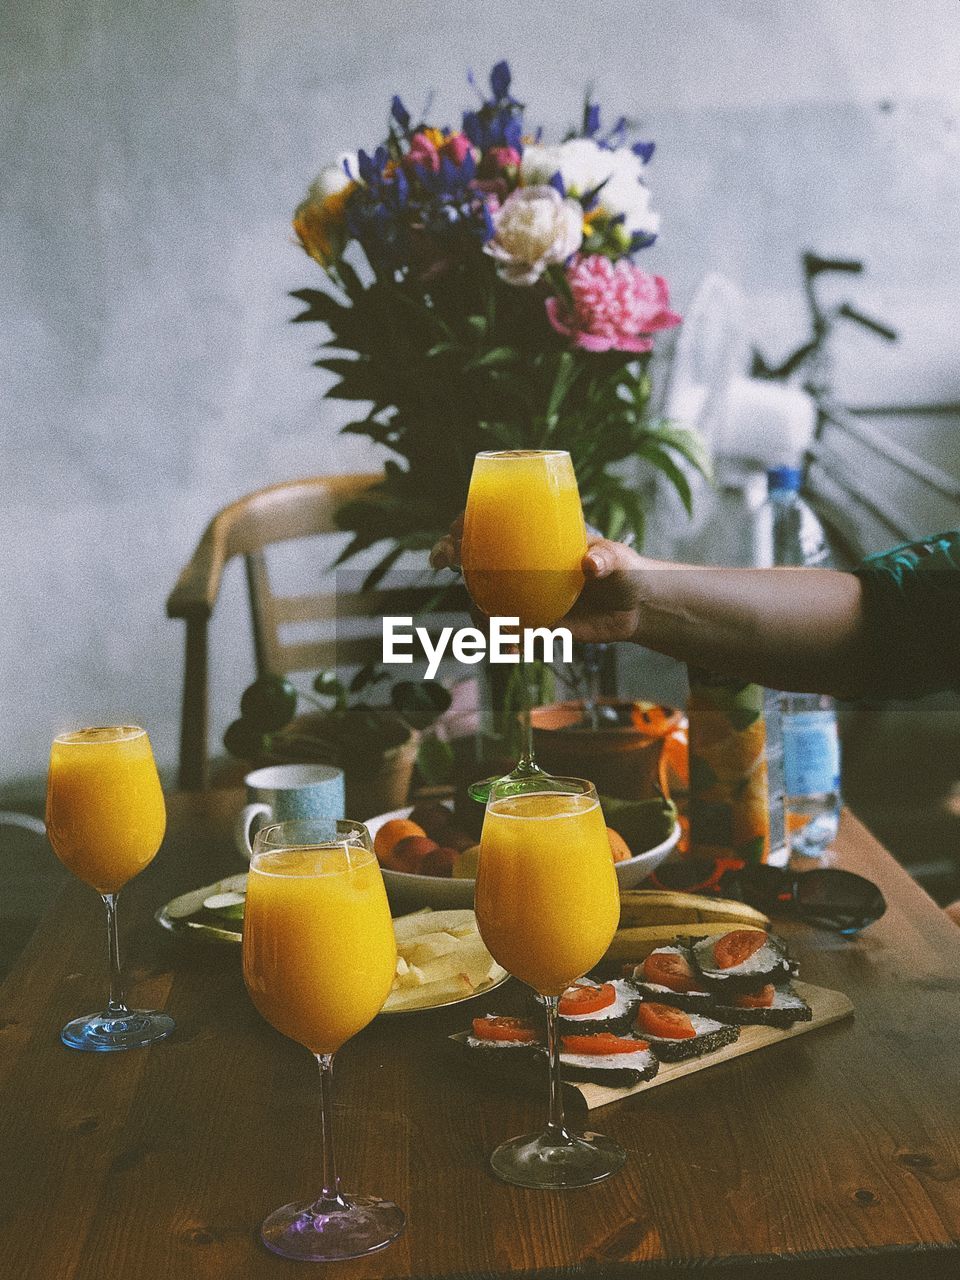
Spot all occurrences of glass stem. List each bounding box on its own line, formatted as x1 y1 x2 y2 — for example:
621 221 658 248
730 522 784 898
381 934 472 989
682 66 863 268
309 1052 349 1214
101 893 129 1016
516 649 539 776
543 996 573 1145
583 643 602 731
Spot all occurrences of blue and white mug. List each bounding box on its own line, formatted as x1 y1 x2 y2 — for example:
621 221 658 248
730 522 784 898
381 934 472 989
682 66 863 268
234 763 345 861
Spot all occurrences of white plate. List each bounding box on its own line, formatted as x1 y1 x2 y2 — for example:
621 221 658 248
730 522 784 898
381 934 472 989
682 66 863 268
380 969 510 1017
155 878 507 1017
155 873 248 944
366 808 683 912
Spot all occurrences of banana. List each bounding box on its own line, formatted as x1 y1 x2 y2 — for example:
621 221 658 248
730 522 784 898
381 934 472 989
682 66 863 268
618 889 770 930
604 921 766 965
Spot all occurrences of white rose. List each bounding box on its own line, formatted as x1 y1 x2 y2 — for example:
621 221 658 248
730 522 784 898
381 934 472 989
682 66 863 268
483 186 583 286
308 152 357 201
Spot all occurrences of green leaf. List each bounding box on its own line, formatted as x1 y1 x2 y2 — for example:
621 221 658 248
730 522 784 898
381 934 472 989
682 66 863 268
465 346 517 371
416 734 455 786
348 662 388 694
545 352 578 424
313 670 347 708
239 675 298 731
391 680 452 729
466 314 487 336
289 288 349 326
648 423 714 482
638 443 694 516
331 258 365 301
360 543 407 593
545 263 574 311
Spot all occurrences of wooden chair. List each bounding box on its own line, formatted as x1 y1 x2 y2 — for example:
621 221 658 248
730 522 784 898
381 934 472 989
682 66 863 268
167 475 462 790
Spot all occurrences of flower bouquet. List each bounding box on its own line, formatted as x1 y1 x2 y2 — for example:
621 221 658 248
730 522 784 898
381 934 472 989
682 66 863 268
292 61 709 589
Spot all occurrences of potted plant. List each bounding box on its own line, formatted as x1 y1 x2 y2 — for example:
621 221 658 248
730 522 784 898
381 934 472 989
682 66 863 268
223 672 452 819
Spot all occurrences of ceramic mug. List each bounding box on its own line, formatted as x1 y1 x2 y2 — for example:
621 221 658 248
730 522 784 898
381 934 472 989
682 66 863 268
234 763 345 861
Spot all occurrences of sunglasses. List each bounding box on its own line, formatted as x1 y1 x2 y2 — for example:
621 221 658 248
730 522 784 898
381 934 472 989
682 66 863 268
649 859 886 936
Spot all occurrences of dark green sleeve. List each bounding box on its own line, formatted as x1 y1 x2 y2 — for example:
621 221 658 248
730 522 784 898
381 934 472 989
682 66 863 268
854 530 960 698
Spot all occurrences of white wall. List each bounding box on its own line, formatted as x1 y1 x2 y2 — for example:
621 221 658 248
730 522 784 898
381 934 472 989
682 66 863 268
5 0 960 795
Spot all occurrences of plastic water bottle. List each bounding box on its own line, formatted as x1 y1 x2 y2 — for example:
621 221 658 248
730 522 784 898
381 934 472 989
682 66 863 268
753 467 840 859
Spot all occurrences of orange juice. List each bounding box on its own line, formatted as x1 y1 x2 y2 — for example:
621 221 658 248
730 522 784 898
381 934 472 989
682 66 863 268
243 845 396 1055
462 450 587 629
475 792 619 995
45 726 166 894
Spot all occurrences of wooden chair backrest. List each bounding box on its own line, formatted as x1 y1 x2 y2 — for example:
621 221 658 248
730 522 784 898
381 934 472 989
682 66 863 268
167 474 464 787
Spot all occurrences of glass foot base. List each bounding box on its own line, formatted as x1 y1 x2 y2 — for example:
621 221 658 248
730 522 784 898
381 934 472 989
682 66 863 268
468 763 549 806
260 1195 405 1262
490 1129 626 1189
61 1009 175 1052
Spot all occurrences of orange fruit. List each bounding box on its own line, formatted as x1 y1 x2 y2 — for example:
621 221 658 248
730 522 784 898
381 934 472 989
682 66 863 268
374 818 427 861
607 828 633 864
383 836 439 873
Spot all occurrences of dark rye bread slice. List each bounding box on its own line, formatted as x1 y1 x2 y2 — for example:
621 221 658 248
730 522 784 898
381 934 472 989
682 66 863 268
639 1010 740 1063
559 1039 659 1088
711 984 813 1029
554 979 640 1037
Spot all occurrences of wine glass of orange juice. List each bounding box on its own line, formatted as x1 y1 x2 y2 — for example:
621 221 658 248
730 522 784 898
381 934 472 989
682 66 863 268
475 775 625 1188
242 818 404 1262
461 450 587 798
45 725 174 1052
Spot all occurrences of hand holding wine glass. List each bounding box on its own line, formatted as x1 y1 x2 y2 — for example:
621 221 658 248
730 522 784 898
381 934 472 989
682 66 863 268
457 450 588 799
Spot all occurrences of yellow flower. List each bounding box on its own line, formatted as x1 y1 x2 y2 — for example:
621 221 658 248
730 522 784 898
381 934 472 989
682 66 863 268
293 183 355 266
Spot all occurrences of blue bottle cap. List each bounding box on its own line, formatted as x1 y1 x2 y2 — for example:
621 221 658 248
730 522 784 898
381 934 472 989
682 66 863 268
767 466 803 493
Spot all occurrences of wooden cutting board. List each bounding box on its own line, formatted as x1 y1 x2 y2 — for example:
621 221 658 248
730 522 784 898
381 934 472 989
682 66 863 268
451 981 853 1111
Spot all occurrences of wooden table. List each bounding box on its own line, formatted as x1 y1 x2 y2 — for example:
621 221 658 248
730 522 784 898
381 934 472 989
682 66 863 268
2 796 960 1279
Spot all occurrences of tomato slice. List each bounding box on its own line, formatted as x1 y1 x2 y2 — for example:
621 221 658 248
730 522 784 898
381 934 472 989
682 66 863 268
559 982 617 1016
562 1033 648 1056
471 1016 538 1044
641 950 702 994
733 984 775 1009
635 1001 697 1040
713 929 767 970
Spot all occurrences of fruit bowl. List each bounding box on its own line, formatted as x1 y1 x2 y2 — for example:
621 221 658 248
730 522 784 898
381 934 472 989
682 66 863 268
366 806 682 913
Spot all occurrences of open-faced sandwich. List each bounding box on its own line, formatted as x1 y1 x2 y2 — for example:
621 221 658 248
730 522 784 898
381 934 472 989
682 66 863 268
627 944 717 1012
558 1033 659 1087
710 982 813 1029
467 1014 545 1066
628 929 811 1030
691 929 793 996
554 978 640 1037
462 1012 659 1088
633 1000 740 1062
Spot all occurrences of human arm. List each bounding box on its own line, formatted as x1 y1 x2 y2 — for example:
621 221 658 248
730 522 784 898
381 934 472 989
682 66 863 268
569 540 874 698
432 521 960 700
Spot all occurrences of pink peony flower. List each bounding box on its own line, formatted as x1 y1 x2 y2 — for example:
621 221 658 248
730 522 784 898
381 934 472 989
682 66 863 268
406 130 441 173
546 255 681 353
442 132 474 166
487 145 522 170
